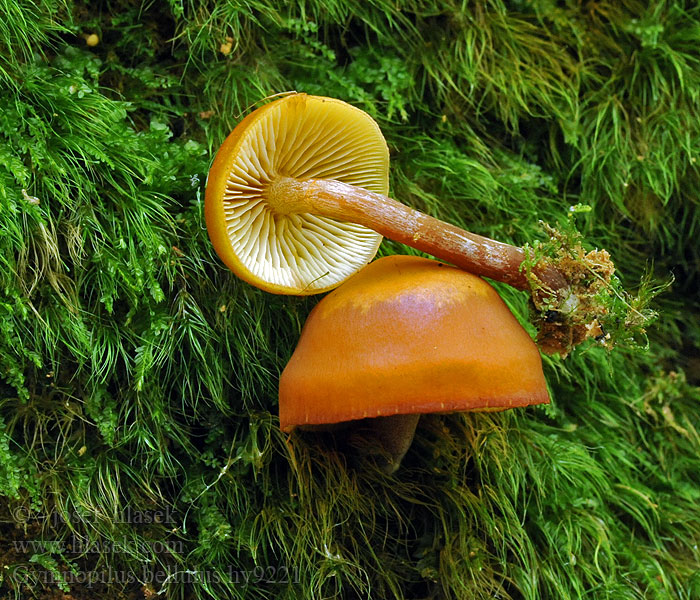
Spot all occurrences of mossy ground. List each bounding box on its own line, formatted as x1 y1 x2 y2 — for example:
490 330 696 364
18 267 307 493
1 1 699 599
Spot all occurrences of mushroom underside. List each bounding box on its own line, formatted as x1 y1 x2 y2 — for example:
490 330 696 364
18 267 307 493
300 414 421 474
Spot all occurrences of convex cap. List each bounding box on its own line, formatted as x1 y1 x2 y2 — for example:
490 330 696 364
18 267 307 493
205 94 389 294
279 255 550 431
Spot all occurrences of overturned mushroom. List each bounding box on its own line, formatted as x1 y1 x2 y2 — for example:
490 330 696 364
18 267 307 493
205 93 621 354
279 255 550 472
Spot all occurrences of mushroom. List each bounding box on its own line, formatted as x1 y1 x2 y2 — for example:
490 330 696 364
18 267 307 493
205 93 619 354
279 255 550 472
205 93 565 294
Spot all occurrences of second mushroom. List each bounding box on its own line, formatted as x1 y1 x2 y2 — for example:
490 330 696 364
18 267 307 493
279 255 550 472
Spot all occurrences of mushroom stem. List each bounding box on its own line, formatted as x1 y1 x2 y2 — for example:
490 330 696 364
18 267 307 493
360 414 421 474
267 177 568 293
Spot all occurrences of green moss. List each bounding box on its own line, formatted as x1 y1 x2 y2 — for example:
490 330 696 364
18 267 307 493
0 1 699 599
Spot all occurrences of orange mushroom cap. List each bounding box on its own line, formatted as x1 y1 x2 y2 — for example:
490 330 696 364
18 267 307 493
279 255 550 431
